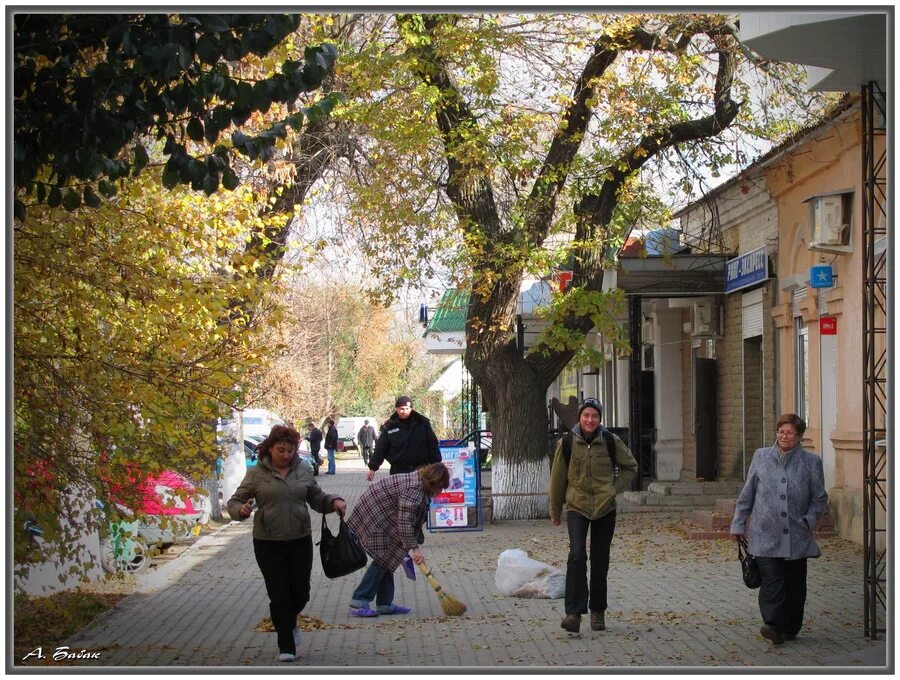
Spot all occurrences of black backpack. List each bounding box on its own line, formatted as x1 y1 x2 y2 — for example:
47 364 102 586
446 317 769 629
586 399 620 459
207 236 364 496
561 429 619 480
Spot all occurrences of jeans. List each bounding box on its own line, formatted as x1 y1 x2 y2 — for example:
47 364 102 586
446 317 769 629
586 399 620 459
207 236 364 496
350 562 395 609
756 556 808 637
361 446 373 465
253 537 313 655
564 509 616 615
326 448 336 474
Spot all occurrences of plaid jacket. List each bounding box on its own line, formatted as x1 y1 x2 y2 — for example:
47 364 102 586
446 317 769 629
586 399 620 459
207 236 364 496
347 472 429 571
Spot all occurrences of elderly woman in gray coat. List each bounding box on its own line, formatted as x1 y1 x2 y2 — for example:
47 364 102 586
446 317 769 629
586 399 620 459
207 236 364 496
730 414 828 646
346 462 449 617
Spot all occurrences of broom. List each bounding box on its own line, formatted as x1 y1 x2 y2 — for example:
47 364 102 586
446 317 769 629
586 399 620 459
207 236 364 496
416 560 467 616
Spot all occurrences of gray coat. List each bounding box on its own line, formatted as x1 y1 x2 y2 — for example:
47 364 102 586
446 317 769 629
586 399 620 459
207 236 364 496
730 443 828 559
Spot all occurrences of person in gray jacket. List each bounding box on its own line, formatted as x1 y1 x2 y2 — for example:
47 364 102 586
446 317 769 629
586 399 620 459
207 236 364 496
228 425 347 663
730 414 828 646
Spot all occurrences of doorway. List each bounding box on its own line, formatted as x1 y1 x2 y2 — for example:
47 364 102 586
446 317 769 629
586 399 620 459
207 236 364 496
742 336 764 478
694 357 718 480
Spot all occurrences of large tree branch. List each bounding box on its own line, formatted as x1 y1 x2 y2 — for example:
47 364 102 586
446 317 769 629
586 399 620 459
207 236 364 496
527 34 740 378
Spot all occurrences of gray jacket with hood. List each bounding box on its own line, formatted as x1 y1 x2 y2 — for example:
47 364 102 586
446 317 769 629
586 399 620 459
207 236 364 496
730 442 828 559
227 452 341 541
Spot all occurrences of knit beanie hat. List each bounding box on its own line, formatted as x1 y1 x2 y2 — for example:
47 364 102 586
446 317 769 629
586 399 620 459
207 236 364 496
577 397 603 419
395 395 412 407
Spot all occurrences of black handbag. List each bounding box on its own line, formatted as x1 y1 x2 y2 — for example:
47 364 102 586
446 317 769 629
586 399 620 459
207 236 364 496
318 514 367 579
738 538 762 589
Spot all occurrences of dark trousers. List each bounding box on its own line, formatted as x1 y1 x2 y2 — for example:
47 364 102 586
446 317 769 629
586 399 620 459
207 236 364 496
756 556 808 637
253 537 313 654
565 510 616 615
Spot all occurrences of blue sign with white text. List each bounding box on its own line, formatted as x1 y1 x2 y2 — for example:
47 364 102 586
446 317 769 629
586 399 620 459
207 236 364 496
725 247 768 293
810 264 835 288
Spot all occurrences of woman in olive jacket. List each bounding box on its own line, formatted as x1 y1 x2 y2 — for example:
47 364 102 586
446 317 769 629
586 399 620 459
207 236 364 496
548 398 637 635
228 425 346 663
730 414 828 646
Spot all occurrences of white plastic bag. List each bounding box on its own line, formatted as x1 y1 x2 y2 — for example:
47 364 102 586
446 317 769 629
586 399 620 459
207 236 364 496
495 548 565 599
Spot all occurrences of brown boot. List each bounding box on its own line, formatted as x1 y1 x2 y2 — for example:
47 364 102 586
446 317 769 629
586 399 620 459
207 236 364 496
590 611 605 631
760 624 784 645
560 614 581 633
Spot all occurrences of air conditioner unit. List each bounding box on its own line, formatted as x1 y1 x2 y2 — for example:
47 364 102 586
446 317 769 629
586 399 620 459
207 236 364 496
810 195 848 248
691 302 713 336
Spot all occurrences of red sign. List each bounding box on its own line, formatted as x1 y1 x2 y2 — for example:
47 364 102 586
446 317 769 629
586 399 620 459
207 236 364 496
433 491 465 505
554 271 573 293
820 317 837 335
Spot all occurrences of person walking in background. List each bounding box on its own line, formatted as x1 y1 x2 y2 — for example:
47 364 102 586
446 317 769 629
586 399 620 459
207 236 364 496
730 414 828 646
367 396 441 481
347 462 450 617
548 398 637 634
304 421 323 477
357 419 377 465
323 417 338 475
228 425 347 662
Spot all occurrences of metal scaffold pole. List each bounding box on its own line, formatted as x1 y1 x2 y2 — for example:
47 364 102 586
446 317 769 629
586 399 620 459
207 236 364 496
861 81 888 639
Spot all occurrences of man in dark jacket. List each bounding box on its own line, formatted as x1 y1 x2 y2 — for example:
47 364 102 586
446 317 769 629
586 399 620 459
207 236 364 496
357 419 377 465
323 418 338 475
304 422 323 477
367 396 441 481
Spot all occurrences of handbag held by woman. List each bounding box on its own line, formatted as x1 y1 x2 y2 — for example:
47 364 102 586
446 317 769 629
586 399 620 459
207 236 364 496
319 514 367 579
738 537 762 589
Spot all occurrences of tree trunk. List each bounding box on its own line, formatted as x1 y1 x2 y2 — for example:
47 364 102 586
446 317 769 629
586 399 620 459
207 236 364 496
469 343 551 519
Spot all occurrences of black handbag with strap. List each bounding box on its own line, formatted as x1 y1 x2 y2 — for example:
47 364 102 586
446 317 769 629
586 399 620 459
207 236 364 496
737 537 762 589
318 514 367 579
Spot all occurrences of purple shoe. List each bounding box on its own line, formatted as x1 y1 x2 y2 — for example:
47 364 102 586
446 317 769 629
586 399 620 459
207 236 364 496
349 607 379 618
377 604 411 615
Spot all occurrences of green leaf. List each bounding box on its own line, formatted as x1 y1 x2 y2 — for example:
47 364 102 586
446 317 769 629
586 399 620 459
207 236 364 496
221 166 239 190
202 171 219 195
161 159 181 189
83 186 102 208
196 35 220 64
98 179 117 198
133 144 149 174
62 188 81 211
201 15 231 33
187 117 204 142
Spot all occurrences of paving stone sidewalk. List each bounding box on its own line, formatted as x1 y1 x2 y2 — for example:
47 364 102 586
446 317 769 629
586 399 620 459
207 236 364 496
34 459 888 671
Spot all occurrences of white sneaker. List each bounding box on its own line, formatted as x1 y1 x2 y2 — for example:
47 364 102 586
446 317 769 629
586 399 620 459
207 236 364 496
276 652 296 663
293 627 302 647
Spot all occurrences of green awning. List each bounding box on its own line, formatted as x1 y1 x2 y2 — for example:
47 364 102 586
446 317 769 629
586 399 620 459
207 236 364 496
426 289 469 333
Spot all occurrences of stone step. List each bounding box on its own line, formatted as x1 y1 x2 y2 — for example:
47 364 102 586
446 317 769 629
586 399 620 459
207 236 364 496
646 481 745 497
684 509 836 540
690 510 732 530
715 498 738 514
621 491 719 507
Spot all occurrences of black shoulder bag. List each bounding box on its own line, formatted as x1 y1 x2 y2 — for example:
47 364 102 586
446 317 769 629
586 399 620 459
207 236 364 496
318 514 367 579
737 537 762 589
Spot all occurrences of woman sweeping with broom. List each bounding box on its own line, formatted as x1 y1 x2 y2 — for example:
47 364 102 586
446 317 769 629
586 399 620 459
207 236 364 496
347 462 464 617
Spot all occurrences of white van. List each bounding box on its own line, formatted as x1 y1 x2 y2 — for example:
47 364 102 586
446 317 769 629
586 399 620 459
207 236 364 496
242 408 285 439
336 416 379 451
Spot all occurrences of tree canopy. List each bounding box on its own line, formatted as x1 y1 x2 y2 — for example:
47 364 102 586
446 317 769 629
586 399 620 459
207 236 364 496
13 13 342 218
309 12 836 518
